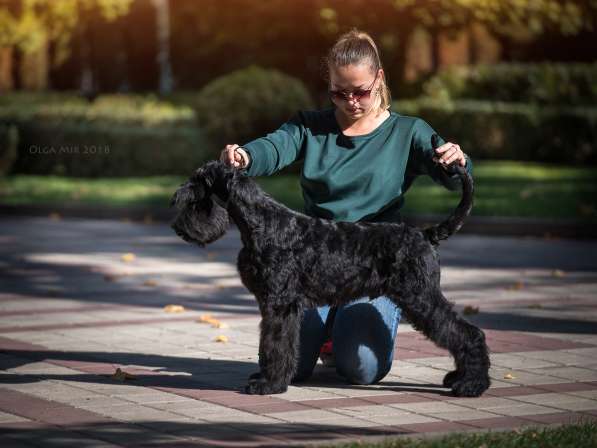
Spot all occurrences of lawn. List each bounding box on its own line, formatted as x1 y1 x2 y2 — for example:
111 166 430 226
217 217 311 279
0 160 595 221
323 422 597 448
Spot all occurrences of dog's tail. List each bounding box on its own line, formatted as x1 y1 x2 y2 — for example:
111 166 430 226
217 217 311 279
423 134 474 246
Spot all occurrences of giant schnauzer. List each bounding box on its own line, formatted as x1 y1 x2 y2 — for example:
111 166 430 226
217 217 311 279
170 138 490 397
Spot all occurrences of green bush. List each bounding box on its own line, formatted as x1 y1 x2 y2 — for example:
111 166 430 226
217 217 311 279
423 63 597 106
394 98 597 164
187 65 315 152
0 93 212 177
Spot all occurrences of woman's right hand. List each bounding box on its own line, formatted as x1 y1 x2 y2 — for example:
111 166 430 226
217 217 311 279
220 144 250 169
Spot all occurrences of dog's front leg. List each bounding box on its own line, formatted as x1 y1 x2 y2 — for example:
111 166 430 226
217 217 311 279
245 302 302 395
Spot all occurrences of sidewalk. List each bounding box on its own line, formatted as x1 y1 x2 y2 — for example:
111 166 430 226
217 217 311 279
1 216 596 447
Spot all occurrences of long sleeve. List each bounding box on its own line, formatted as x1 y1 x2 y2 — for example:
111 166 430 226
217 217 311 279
404 118 473 192
242 113 306 177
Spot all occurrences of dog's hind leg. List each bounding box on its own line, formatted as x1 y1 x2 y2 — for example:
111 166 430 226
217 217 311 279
397 289 491 397
245 300 303 395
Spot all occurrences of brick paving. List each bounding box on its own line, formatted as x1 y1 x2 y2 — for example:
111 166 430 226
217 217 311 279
1 216 597 447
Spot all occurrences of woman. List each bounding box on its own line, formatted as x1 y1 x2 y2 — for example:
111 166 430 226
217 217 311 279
220 29 471 386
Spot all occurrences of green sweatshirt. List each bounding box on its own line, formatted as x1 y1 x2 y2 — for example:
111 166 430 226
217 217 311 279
242 107 472 223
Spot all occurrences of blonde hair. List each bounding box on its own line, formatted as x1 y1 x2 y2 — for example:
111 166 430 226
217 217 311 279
324 28 392 113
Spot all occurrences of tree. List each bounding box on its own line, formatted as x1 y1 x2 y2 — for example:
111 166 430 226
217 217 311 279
0 0 132 90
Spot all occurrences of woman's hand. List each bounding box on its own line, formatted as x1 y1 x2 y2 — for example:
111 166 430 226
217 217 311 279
433 142 467 168
220 144 250 169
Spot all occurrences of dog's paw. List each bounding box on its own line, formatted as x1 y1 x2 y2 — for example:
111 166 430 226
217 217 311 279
248 372 262 382
443 370 463 388
450 375 491 397
244 379 288 395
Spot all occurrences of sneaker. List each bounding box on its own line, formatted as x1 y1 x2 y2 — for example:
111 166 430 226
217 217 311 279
319 339 335 367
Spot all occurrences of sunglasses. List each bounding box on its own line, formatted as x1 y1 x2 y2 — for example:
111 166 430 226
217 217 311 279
329 72 378 102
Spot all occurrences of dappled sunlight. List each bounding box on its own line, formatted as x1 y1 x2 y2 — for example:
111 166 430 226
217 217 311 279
25 252 238 279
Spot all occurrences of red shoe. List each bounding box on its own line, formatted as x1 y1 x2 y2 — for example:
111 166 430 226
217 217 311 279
319 339 335 367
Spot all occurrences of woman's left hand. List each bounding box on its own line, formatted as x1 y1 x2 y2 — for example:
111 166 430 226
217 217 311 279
433 142 467 167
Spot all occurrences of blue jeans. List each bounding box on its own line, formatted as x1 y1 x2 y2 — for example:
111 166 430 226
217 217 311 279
294 296 402 385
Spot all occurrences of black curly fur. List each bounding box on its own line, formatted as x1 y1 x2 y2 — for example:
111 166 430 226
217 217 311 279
170 160 491 397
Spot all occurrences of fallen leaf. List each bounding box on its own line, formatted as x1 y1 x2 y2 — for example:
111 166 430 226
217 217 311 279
462 306 479 315
215 335 229 343
508 281 525 291
49 212 62 221
503 372 516 380
527 303 543 309
111 368 136 381
143 214 153 224
212 321 229 329
164 304 185 313
121 253 136 263
552 269 565 278
198 314 214 322
143 279 158 287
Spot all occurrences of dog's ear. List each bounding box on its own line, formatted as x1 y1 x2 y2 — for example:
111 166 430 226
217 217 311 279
192 161 238 201
169 179 207 210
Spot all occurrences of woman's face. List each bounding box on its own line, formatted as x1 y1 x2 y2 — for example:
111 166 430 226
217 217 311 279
328 63 381 120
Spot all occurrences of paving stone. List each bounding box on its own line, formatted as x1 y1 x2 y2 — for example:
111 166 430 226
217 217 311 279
489 403 563 417
359 412 439 426
0 411 30 423
445 396 521 410
567 389 597 399
277 385 347 401
490 353 560 369
520 349 597 366
388 401 472 414
537 366 597 382
333 404 420 418
490 367 569 385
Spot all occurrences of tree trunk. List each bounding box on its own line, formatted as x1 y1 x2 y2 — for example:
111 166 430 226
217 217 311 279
0 47 14 91
11 47 22 90
153 0 173 94
430 28 440 73
79 2 97 100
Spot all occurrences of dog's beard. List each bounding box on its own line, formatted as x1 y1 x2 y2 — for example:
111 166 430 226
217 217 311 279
171 191 229 247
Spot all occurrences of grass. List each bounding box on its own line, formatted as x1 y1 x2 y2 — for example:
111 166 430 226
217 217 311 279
321 422 597 448
401 161 597 220
0 160 595 221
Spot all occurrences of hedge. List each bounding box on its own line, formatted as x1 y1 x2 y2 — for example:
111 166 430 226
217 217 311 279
394 98 597 164
422 63 597 106
0 93 211 177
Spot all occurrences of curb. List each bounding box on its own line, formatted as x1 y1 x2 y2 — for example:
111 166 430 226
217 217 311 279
0 203 594 239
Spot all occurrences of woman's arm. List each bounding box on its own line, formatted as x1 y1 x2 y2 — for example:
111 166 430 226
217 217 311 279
221 113 306 176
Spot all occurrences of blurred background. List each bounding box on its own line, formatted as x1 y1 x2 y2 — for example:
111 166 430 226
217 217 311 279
0 0 596 224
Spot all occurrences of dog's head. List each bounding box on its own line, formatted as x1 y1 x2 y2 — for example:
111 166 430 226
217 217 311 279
170 161 235 247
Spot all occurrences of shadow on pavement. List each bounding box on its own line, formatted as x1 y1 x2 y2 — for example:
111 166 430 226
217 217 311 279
0 420 412 447
0 348 451 397
465 310 597 335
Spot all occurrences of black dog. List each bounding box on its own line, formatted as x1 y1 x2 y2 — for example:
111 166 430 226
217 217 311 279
170 142 490 397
